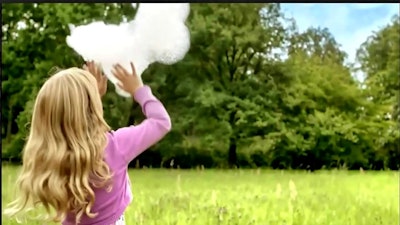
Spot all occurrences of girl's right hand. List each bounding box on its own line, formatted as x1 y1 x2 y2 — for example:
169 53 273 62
112 62 144 96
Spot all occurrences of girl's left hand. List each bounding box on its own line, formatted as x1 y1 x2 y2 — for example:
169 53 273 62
84 61 107 97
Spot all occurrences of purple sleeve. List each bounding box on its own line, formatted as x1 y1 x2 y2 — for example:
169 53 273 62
112 85 171 164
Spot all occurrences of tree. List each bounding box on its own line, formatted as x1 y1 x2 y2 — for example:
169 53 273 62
147 3 290 167
356 14 400 169
275 51 390 169
269 22 388 170
357 15 399 121
287 27 347 65
2 3 137 159
3 3 398 170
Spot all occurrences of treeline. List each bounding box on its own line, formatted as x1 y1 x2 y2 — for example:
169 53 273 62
2 3 399 170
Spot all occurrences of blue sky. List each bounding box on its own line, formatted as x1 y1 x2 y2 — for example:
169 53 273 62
280 3 399 64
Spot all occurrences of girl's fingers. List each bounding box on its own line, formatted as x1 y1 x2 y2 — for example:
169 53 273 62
92 62 96 72
90 65 96 77
111 68 123 81
116 82 125 90
115 64 130 77
93 63 99 75
88 62 94 73
96 63 102 74
84 61 105 83
95 65 101 79
101 75 107 84
112 65 122 77
86 61 97 77
130 62 137 76
114 64 125 76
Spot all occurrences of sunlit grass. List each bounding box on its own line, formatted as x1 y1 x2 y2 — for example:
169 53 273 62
2 165 398 225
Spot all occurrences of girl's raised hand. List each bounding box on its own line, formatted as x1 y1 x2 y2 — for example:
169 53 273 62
111 62 143 97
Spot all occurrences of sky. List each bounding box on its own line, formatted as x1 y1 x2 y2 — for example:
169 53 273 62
280 3 399 65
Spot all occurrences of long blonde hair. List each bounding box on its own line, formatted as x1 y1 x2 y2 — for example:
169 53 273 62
4 68 113 224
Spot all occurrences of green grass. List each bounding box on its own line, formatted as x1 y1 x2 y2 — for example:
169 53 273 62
2 165 399 225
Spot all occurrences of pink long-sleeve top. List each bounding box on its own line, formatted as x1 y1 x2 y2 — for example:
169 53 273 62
63 85 171 225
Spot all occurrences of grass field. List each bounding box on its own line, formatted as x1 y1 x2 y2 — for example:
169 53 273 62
2 165 399 225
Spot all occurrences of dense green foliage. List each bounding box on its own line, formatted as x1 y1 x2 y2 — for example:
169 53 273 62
2 165 399 224
2 3 399 170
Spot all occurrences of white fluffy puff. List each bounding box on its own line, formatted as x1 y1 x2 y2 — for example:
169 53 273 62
66 3 191 97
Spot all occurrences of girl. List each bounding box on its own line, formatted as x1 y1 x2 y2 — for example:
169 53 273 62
4 61 171 225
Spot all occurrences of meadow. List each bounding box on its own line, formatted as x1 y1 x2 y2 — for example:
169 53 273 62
2 165 399 225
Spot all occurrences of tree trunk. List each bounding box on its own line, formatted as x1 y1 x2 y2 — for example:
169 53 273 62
228 111 238 168
228 137 237 168
6 106 13 142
